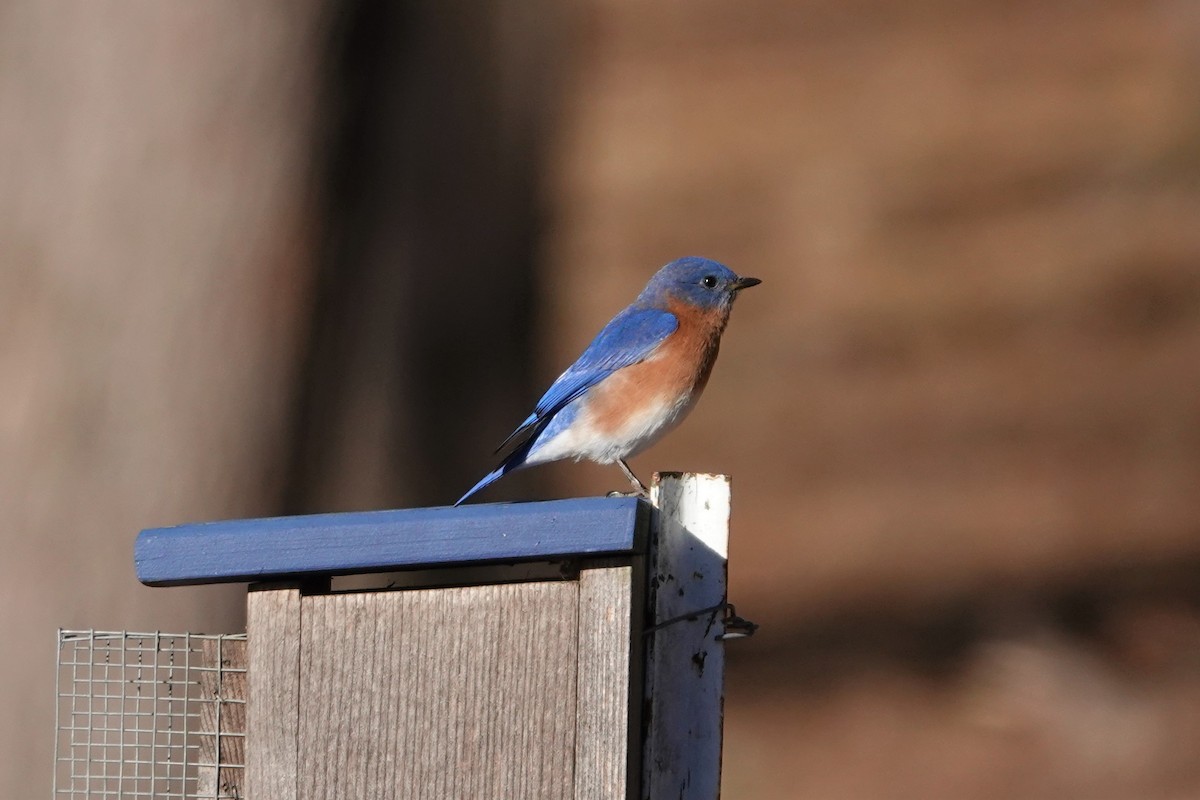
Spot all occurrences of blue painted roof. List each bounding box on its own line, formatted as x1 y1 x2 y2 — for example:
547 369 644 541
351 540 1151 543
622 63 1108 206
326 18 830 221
134 497 650 586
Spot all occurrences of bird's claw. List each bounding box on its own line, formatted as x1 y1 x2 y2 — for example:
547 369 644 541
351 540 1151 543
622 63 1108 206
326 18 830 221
606 488 650 500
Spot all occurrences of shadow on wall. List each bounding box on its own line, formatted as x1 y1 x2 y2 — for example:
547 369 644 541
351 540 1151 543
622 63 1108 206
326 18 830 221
283 0 573 513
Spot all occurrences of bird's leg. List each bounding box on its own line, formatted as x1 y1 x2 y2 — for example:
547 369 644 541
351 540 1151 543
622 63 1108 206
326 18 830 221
608 459 649 499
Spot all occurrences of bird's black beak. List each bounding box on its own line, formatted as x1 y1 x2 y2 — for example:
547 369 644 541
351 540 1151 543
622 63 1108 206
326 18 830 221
731 276 762 292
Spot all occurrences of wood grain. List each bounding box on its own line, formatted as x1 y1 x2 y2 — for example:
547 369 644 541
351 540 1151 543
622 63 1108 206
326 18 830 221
298 581 580 800
644 473 730 800
246 586 302 800
574 566 635 800
197 637 247 799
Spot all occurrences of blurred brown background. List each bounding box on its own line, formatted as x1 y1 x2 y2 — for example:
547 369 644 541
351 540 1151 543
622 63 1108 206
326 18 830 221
3 1 1199 798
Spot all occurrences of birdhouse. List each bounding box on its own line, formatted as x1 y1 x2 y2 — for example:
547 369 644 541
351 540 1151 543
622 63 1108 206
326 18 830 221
53 473 742 800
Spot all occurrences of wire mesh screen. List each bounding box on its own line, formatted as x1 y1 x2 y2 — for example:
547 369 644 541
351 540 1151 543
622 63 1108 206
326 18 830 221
53 630 247 800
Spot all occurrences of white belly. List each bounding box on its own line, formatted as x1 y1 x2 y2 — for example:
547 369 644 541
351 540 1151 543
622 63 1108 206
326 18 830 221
525 388 698 466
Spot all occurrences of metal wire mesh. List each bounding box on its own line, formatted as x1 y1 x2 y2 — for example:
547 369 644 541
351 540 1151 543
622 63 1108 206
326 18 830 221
53 630 247 800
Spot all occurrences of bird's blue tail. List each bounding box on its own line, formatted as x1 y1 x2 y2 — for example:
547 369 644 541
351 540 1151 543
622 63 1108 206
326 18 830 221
454 467 509 506
455 413 552 505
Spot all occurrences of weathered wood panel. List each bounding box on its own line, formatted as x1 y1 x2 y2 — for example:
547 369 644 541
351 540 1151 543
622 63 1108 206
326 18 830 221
575 566 636 800
644 473 730 800
298 581 580 800
246 586 302 800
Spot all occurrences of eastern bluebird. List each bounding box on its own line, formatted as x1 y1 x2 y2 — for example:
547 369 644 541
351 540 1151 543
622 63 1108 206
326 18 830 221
456 256 760 505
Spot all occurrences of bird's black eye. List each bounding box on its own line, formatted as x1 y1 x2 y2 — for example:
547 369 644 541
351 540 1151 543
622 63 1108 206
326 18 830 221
701 275 718 288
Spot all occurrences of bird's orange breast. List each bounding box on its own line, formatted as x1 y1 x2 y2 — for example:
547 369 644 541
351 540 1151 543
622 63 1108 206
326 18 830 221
585 297 728 438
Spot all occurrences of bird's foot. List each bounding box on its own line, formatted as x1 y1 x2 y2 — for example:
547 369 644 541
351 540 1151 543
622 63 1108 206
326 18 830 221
606 488 650 500
615 459 650 498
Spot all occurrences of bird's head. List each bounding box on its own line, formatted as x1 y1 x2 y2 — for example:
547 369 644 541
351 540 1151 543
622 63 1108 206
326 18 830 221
637 256 761 311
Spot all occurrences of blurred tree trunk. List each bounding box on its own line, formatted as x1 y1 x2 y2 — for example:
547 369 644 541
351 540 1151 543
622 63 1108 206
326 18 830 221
0 4 322 797
0 4 300 796
0 0 564 794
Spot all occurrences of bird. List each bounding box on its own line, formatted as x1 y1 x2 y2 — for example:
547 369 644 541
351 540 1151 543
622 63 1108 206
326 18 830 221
455 256 760 505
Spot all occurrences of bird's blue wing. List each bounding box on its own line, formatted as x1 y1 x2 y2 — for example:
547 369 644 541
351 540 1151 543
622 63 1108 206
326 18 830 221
487 307 678 456
456 306 677 505
535 306 678 417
